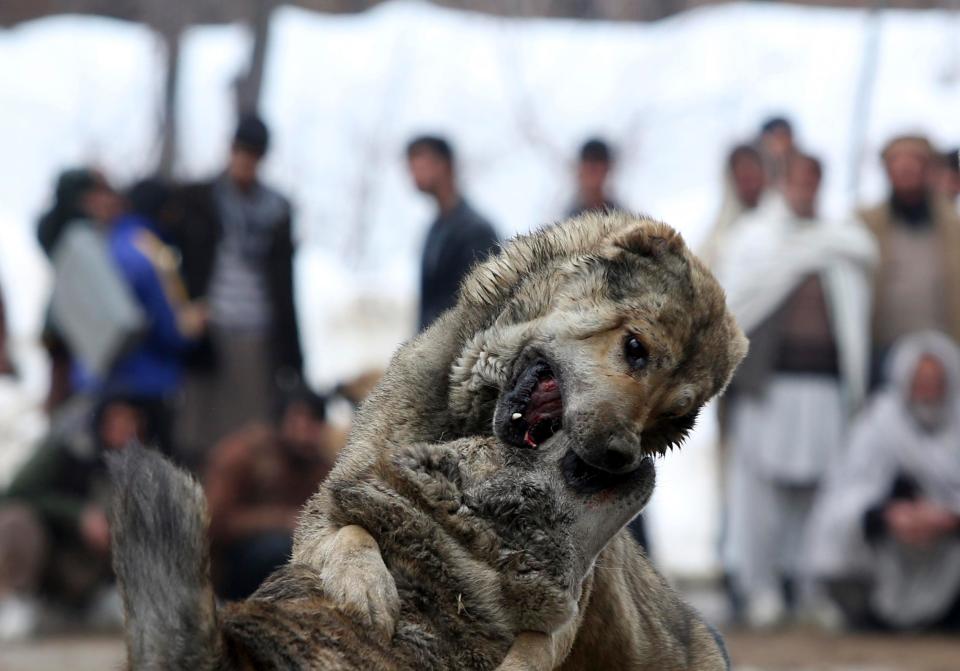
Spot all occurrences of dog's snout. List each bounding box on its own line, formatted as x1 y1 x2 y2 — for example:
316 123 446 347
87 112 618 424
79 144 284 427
600 446 632 473
599 436 643 473
572 432 644 474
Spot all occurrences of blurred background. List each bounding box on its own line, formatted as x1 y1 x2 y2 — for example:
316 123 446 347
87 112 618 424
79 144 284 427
1 0 960 668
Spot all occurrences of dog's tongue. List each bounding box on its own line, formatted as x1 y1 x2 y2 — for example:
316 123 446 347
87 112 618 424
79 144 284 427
523 377 563 447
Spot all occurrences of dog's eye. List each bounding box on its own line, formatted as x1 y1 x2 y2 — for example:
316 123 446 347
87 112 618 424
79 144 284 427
623 335 649 370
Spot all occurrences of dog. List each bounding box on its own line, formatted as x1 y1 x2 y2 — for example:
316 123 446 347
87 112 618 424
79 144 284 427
291 212 747 669
109 417 657 670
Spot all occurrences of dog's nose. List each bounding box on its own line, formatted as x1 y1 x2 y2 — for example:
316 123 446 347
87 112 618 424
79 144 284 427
597 437 642 473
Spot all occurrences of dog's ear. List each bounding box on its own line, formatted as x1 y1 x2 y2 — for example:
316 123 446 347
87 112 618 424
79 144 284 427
390 443 465 514
394 444 462 484
612 220 685 259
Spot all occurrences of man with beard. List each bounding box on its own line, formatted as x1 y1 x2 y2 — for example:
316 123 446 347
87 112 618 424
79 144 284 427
204 389 336 600
809 331 960 631
860 136 960 383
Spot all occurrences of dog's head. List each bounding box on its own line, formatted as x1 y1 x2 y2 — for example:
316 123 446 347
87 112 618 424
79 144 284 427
387 432 653 634
452 212 747 477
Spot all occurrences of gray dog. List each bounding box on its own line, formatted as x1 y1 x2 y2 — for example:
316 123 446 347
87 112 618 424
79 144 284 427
109 423 652 669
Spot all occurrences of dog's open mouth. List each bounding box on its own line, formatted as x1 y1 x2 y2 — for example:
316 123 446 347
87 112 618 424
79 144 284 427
497 358 563 448
562 450 653 496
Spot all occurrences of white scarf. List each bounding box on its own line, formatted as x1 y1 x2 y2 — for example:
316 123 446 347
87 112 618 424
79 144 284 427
716 197 877 409
808 332 960 626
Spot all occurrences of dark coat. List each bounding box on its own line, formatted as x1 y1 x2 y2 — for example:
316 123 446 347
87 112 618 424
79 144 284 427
418 199 499 331
168 180 303 382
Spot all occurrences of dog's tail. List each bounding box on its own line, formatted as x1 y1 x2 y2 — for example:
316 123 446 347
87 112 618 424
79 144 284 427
108 445 223 670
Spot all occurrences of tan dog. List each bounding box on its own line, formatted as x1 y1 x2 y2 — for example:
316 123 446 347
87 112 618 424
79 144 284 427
294 212 747 669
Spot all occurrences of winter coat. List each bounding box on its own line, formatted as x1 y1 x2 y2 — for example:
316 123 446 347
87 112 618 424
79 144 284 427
418 199 499 331
104 214 190 397
168 179 303 384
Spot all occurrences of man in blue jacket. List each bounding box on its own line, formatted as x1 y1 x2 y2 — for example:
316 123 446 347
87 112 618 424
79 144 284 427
104 179 203 455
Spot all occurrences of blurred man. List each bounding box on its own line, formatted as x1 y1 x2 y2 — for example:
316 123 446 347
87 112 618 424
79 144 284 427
101 179 204 455
407 135 499 331
0 396 154 640
809 332 960 631
36 169 126 411
758 116 797 191
171 115 302 467
860 136 960 380
701 144 767 267
718 154 876 627
567 138 621 217
204 389 335 600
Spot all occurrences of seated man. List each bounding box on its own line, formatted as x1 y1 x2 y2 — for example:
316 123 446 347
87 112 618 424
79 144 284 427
809 331 960 631
0 395 153 639
205 389 336 600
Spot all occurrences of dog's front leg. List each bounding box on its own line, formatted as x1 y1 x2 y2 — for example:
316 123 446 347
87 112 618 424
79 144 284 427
495 574 591 671
295 522 400 641
495 629 573 671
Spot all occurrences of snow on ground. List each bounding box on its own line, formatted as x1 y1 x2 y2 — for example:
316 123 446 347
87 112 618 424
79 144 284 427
1 1 959 574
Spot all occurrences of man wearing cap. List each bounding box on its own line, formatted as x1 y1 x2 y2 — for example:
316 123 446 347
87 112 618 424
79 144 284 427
170 115 302 467
860 135 960 383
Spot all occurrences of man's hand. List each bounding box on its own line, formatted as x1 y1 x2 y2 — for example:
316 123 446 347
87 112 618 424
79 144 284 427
318 525 400 641
80 505 111 555
885 500 960 547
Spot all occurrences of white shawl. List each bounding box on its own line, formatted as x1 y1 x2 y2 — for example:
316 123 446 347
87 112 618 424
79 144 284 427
716 197 877 409
808 332 960 627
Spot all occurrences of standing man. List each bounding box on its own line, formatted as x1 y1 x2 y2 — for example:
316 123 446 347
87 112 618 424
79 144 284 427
718 154 876 627
567 138 621 218
172 114 302 467
860 135 960 381
407 135 499 332
701 144 768 268
757 117 797 192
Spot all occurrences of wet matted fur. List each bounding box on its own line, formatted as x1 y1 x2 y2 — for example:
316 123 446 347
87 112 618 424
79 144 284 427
291 212 747 670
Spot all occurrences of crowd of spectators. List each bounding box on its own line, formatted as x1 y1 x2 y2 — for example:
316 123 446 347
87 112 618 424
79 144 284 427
709 118 960 633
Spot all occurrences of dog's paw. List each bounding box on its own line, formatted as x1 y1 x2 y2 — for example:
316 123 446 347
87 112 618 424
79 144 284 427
495 631 555 671
319 525 400 640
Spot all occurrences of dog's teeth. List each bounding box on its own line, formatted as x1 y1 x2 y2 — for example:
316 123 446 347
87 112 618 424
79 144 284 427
511 412 522 420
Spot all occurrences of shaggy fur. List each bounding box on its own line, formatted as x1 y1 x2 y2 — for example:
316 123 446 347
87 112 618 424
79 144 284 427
109 427 652 669
293 212 747 670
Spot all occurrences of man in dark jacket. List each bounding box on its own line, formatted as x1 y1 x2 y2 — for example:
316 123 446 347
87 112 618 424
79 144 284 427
169 115 302 467
407 135 499 331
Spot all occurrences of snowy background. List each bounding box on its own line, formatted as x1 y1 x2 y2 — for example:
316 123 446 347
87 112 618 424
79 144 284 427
2 0 959 576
